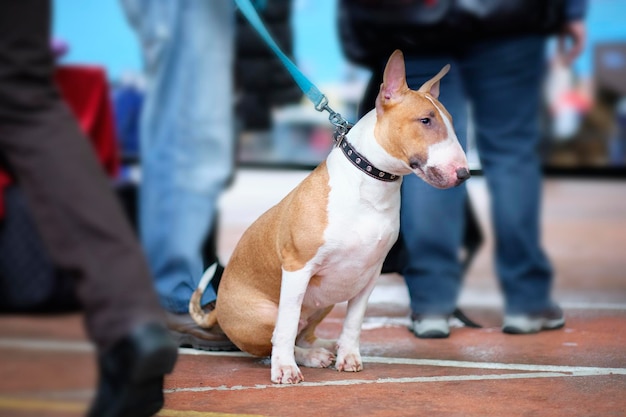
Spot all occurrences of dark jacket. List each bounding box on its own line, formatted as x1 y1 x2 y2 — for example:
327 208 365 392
338 0 588 68
235 0 302 131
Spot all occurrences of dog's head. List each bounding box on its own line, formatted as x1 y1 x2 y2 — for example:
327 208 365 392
374 50 469 189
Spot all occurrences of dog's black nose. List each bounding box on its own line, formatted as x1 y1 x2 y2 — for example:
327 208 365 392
456 167 471 182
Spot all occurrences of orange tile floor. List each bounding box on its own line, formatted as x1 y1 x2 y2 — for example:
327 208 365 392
1 172 625 417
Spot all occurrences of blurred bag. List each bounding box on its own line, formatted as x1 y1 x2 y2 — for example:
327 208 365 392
0 185 80 313
235 0 302 131
382 194 483 274
339 0 566 66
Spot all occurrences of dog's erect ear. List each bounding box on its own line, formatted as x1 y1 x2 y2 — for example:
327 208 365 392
376 50 408 114
418 64 450 99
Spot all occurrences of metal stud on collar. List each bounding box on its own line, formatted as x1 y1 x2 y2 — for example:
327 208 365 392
339 140 399 182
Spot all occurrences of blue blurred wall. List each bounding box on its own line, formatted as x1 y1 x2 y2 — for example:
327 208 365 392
53 0 142 80
53 0 626 82
52 0 345 84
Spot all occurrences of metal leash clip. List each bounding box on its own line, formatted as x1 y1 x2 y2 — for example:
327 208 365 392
315 96 353 147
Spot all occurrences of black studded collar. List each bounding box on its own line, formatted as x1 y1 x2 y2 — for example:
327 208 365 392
335 133 400 182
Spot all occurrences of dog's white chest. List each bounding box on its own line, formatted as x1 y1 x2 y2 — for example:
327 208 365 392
302 168 401 308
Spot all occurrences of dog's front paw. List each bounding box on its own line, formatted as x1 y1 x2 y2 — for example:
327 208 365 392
295 346 335 368
271 361 304 384
335 350 363 373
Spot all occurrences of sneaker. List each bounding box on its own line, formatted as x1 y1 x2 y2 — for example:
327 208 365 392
410 308 483 339
502 305 565 334
410 314 450 339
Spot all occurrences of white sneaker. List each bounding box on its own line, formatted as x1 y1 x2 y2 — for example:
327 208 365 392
502 305 565 334
410 314 450 339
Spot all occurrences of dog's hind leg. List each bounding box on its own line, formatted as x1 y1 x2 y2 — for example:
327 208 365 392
294 306 336 368
294 345 335 368
296 306 336 348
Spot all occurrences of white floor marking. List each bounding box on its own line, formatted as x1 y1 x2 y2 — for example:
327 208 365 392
369 280 626 312
175 348 626 375
361 356 626 375
560 301 626 310
0 338 93 352
164 370 621 393
2 338 625 393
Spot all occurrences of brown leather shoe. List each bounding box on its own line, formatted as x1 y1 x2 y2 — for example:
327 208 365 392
165 304 238 351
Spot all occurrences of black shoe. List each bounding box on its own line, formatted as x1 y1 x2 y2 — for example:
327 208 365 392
165 306 239 351
87 322 178 417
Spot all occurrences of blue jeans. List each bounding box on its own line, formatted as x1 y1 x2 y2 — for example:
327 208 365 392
121 0 235 312
375 36 554 316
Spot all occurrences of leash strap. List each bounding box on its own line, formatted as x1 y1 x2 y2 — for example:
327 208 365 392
234 0 325 108
234 0 352 133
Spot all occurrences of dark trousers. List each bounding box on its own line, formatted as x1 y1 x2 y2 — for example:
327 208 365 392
0 0 164 350
362 36 552 316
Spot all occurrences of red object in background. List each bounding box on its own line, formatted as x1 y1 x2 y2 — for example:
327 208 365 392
0 65 121 218
54 65 121 177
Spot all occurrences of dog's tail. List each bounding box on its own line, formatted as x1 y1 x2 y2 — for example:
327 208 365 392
189 263 220 329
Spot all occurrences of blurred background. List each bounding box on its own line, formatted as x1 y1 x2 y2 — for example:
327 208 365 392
52 0 626 176
0 4 623 413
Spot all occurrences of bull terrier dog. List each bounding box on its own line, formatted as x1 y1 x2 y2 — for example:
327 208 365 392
190 50 469 384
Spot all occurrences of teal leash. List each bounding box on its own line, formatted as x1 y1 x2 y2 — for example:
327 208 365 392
234 0 353 139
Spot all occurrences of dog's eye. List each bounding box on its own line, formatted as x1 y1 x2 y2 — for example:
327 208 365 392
420 118 431 125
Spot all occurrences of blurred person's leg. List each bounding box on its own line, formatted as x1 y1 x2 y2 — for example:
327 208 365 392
122 0 235 313
359 56 469 338
401 57 469 324
121 0 237 350
461 36 559 325
0 0 165 351
0 1 177 415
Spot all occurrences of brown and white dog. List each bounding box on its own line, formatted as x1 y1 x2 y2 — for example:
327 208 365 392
190 50 469 384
